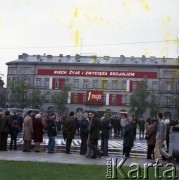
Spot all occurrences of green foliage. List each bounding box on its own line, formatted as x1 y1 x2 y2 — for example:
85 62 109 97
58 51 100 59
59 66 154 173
52 84 70 112
150 93 159 117
29 88 44 109
174 95 179 119
9 79 29 109
129 79 150 118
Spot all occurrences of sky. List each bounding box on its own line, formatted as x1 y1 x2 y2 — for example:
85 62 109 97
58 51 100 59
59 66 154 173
0 0 179 86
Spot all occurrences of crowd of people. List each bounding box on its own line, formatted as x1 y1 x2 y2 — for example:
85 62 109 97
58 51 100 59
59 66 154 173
0 109 178 162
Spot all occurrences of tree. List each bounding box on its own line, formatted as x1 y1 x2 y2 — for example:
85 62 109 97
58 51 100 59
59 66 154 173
150 93 159 117
9 79 29 108
29 88 44 109
0 79 6 108
129 79 150 118
52 84 70 112
173 95 179 119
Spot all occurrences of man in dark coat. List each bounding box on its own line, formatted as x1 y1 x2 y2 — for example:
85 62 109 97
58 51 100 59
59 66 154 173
100 113 111 156
79 112 89 155
0 110 11 151
123 116 134 158
139 117 145 139
63 111 76 154
88 112 103 158
47 113 57 153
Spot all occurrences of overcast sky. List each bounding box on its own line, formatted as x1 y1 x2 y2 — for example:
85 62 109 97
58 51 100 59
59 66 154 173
0 0 179 86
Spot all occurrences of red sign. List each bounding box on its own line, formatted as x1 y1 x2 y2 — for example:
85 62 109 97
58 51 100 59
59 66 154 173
37 69 157 78
86 91 103 103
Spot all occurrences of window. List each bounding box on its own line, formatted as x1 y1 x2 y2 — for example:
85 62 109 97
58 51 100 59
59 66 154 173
74 79 79 89
73 93 78 103
20 67 30 74
122 94 127 104
121 80 126 89
12 68 17 74
152 81 158 91
65 79 69 85
164 70 176 78
166 96 172 106
92 80 98 89
112 80 118 90
132 81 137 90
102 80 108 89
166 82 172 92
55 79 59 89
83 79 89 89
45 78 49 88
36 78 41 87
83 93 86 103
103 95 106 104
112 95 116 105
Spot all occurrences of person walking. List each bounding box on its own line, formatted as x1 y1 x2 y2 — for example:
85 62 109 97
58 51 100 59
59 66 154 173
79 112 89 155
23 110 34 152
123 115 134 158
47 113 57 153
154 112 172 163
100 113 111 156
33 114 44 152
146 118 157 159
139 117 145 140
63 111 76 154
0 110 11 151
88 112 103 158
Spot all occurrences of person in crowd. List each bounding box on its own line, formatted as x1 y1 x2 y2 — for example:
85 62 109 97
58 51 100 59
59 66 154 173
74 112 81 135
123 115 134 158
138 117 145 140
17 112 23 132
63 111 76 154
0 110 11 151
120 113 127 138
154 112 172 163
79 112 89 155
146 117 157 159
85 113 93 158
23 110 34 152
100 113 111 156
33 114 44 152
131 114 138 140
113 114 121 137
61 114 68 140
47 113 57 153
88 112 103 158
165 117 171 152
9 120 20 150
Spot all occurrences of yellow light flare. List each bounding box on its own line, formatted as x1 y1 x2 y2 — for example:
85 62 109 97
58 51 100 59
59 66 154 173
74 8 78 18
139 0 151 12
75 30 79 47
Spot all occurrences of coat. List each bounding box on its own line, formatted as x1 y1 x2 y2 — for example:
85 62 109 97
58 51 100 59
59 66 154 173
80 118 89 139
0 115 11 133
123 121 134 148
33 118 44 142
63 116 76 139
100 117 111 139
89 115 100 140
146 122 157 145
23 115 34 141
47 118 57 137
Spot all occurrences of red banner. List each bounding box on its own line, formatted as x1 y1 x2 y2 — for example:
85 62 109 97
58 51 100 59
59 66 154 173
86 91 103 103
37 69 157 78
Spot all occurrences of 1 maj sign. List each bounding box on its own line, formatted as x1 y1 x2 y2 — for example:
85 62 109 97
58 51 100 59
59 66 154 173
86 91 103 103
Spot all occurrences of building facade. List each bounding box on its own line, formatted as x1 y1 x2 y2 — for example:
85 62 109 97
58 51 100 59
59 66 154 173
6 53 179 118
